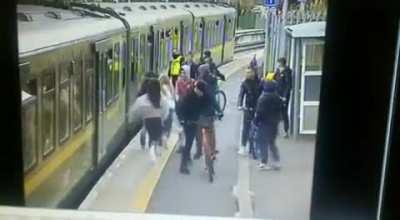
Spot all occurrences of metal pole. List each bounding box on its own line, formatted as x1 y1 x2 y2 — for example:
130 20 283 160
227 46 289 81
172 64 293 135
263 7 270 77
279 0 288 58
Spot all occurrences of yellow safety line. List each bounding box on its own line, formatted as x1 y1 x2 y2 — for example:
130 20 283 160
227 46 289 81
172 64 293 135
24 127 92 197
131 133 179 212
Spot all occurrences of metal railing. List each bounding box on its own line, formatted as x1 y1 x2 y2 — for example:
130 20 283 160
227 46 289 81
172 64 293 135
234 29 265 53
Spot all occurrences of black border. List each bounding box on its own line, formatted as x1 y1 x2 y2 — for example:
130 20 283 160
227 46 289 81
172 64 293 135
0 0 25 205
311 0 399 219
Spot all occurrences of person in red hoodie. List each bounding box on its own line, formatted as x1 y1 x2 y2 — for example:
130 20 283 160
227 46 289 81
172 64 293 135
175 67 194 153
175 67 193 101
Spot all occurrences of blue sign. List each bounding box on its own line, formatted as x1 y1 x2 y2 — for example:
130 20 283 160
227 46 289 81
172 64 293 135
264 0 277 7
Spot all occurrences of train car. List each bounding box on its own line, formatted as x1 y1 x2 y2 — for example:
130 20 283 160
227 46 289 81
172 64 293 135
18 4 128 207
175 2 236 65
99 2 193 108
18 2 236 208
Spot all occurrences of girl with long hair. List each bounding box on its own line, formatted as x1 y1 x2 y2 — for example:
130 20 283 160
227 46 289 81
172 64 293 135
130 78 168 162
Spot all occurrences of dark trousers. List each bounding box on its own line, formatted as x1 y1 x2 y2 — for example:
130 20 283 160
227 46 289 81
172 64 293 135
195 126 202 155
163 109 173 138
144 117 162 147
170 75 179 87
140 118 163 146
181 122 197 168
256 124 280 164
281 94 290 133
241 110 255 148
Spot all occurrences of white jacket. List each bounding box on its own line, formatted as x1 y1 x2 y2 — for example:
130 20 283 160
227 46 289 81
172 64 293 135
129 94 169 124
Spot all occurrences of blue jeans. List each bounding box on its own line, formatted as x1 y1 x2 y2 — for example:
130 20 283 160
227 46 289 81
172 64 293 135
255 124 280 164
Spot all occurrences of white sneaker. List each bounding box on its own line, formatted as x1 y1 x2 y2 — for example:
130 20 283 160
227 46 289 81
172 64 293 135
238 146 246 155
258 163 272 171
149 146 157 162
272 162 282 170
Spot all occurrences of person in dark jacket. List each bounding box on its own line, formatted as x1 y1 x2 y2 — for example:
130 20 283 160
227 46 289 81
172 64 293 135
185 52 199 80
237 68 261 158
274 57 292 138
176 80 222 174
254 80 283 170
249 54 258 78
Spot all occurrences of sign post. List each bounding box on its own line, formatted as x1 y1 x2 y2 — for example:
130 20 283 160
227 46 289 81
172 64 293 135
264 0 277 8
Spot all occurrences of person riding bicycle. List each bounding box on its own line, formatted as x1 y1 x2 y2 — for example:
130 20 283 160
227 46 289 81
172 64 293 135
176 80 223 174
201 50 226 81
237 68 261 158
197 60 225 96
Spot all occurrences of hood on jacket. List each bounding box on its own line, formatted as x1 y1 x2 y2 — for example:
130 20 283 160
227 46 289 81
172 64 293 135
262 80 277 93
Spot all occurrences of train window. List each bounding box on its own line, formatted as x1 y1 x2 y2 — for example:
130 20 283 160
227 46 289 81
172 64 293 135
184 4 190 8
105 49 113 105
17 12 33 22
139 34 146 74
160 5 167 10
58 62 71 144
150 5 157 10
73 59 83 131
113 43 120 99
122 41 127 88
146 33 153 72
21 66 38 172
85 56 94 122
169 5 176 9
41 69 56 155
131 37 138 81
194 4 200 8
123 6 132 12
139 6 147 11
184 26 190 54
188 25 193 53
22 93 37 172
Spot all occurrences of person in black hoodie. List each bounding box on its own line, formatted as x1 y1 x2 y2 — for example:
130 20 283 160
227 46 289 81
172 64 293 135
237 68 261 158
254 80 283 170
176 80 222 174
274 57 292 138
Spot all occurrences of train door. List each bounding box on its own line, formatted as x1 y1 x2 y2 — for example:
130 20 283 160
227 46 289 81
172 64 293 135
148 26 155 73
200 18 206 61
221 16 227 63
180 21 184 55
127 34 139 109
94 39 113 163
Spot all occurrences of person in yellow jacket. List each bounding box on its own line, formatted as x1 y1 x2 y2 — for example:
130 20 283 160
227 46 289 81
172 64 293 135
168 50 184 87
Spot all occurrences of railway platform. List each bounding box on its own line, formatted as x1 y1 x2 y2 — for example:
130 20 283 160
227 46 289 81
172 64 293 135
78 49 314 220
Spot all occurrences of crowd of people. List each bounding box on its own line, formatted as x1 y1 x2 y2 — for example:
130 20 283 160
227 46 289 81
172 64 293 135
237 57 292 170
129 48 293 174
129 49 224 175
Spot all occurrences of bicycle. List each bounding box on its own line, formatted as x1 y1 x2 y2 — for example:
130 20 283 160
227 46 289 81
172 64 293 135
197 114 222 183
215 89 227 113
238 106 257 159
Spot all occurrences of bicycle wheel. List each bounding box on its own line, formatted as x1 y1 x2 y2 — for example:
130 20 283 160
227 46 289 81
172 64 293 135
206 156 214 183
215 90 227 112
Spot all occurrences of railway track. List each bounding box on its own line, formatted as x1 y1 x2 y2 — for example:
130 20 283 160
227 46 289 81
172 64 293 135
234 29 265 53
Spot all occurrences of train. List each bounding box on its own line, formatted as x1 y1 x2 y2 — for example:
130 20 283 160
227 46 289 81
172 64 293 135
18 2 236 208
